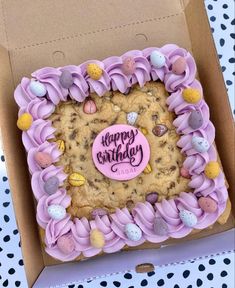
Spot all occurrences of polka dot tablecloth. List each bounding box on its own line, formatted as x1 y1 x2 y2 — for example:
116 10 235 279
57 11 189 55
0 1 234 287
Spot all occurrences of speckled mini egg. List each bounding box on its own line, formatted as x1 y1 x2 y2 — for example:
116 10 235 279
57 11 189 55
44 176 60 195
198 197 218 213
180 167 191 179
125 223 142 241
152 124 168 137
59 70 74 89
56 139 65 154
17 113 33 131
68 173 86 187
150 50 166 68
172 57 186 75
90 229 105 249
35 152 53 168
182 88 201 104
204 161 220 179
153 217 169 236
127 112 138 125
91 208 108 219
86 63 103 80
143 163 152 174
191 136 210 153
29 81 47 97
188 110 203 129
179 209 198 227
83 99 97 114
47 204 66 220
146 192 158 204
122 57 136 75
57 235 75 254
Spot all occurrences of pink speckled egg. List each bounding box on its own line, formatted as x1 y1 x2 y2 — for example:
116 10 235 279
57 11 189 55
172 57 186 75
57 235 75 254
35 152 52 168
83 99 97 114
180 167 191 179
198 197 218 213
122 57 136 75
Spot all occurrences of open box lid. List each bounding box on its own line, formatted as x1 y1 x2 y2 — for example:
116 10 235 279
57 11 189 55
0 0 234 286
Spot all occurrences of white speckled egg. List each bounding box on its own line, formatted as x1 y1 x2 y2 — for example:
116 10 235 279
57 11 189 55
150 51 166 68
191 136 210 153
127 112 138 125
125 223 142 241
29 81 47 97
47 204 66 220
179 209 197 227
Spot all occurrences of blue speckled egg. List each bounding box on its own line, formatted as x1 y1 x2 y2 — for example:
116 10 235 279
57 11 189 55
179 209 197 227
150 51 166 68
191 136 210 153
29 81 47 97
47 204 66 220
188 110 203 129
125 223 142 241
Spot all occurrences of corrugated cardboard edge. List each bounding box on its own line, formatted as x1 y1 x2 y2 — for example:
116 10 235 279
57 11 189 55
0 45 44 286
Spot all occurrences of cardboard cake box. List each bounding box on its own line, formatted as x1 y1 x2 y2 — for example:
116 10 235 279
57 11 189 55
0 0 234 286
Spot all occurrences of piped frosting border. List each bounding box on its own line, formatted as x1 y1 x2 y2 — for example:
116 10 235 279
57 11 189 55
14 44 228 261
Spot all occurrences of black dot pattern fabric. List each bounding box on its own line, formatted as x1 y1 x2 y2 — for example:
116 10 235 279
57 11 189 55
0 0 234 287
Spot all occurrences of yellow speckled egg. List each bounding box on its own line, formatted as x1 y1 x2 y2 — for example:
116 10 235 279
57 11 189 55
140 127 148 135
56 139 65 154
182 88 201 104
204 161 220 179
90 229 105 249
17 113 33 131
86 63 103 80
68 172 86 186
143 163 152 174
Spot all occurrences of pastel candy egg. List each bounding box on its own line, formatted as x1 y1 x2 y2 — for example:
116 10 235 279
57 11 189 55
86 63 103 80
152 124 168 137
29 81 47 97
35 152 53 168
56 139 65 154
44 176 59 195
57 235 75 254
179 209 198 227
182 88 201 104
150 51 166 68
172 57 186 75
127 112 138 125
90 229 105 249
188 110 203 129
204 161 220 179
143 163 152 174
91 208 107 219
59 70 74 89
191 136 210 153
124 223 142 241
198 197 218 213
83 99 97 114
146 192 158 204
153 217 169 236
47 204 66 220
17 113 33 131
180 167 191 179
68 172 86 186
122 57 136 75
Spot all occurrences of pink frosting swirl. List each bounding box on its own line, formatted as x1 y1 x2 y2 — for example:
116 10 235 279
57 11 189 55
60 65 89 102
155 199 192 238
22 119 55 152
32 67 68 105
164 47 196 92
166 80 203 115
14 77 37 108
110 208 145 247
31 165 67 200
19 98 55 120
79 60 110 96
132 202 168 242
27 141 61 174
37 189 71 229
173 102 210 135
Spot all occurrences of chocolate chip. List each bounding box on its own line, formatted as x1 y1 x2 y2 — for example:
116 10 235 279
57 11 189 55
152 124 168 137
152 114 158 121
126 200 135 211
79 155 86 161
69 129 78 140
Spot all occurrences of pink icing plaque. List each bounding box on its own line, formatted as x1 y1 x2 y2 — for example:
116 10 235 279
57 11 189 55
92 124 150 181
